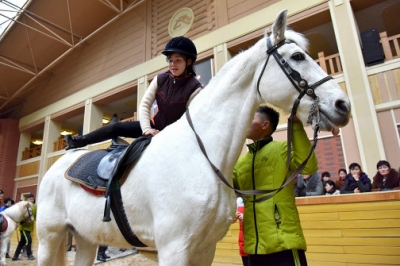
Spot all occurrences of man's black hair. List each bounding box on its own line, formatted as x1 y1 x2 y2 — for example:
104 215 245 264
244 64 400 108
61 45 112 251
321 171 331 178
4 197 12 204
256 105 280 132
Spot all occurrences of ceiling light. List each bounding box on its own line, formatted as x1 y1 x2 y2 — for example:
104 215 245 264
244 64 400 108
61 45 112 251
60 130 72 136
102 118 109 124
32 140 43 145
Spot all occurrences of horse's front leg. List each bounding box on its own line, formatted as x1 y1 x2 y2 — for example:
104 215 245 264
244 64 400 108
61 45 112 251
0 239 8 266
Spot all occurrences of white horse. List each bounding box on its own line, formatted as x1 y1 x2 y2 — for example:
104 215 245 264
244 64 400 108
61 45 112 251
37 10 351 266
0 201 34 265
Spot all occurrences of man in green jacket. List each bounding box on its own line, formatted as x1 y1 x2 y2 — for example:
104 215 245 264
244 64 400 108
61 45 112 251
233 105 318 266
12 194 37 261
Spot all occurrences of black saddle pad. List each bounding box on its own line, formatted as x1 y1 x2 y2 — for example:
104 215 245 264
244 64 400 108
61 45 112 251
65 150 109 191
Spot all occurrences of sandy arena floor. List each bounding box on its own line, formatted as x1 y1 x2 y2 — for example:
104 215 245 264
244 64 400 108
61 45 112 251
6 247 158 266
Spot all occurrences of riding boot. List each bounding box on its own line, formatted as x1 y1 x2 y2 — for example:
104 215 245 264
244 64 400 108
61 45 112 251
64 135 89 150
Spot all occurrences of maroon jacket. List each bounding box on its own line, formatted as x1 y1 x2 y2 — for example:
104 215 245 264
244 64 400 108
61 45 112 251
153 71 201 131
371 169 400 191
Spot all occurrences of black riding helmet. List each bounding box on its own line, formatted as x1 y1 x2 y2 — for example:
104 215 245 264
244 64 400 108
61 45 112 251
162 36 197 63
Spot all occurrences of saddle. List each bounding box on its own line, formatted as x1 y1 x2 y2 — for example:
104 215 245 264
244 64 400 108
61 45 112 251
0 214 8 233
64 135 152 247
65 136 151 193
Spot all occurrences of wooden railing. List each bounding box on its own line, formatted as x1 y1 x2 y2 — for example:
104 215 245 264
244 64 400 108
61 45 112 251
380 31 400 61
215 191 400 265
53 137 67 152
120 113 136 123
315 32 400 76
22 146 42 160
315 52 343 75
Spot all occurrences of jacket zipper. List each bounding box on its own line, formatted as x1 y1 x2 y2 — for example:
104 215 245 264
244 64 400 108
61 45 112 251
165 76 177 122
251 141 259 254
274 204 281 228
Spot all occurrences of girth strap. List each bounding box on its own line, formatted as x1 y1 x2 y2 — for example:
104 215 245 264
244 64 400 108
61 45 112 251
101 135 152 247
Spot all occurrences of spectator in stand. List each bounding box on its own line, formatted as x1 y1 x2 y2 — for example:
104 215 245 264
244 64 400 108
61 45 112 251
321 171 331 184
371 160 400 192
295 172 324 197
335 168 347 190
324 180 340 195
340 163 371 194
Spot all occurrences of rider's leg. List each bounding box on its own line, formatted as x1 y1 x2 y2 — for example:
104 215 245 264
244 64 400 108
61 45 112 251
65 121 143 150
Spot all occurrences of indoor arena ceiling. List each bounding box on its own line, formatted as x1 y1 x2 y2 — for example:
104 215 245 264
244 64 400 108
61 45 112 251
0 0 387 119
0 0 144 118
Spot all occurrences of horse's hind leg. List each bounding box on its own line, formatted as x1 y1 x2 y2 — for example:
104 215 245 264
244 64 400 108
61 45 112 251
37 229 67 266
73 233 97 266
188 244 217 266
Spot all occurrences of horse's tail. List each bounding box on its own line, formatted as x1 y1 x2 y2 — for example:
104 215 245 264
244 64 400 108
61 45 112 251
55 232 67 266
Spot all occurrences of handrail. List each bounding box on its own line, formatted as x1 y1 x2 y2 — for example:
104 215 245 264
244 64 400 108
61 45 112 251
315 52 343 75
22 146 42 160
53 137 67 151
380 31 400 60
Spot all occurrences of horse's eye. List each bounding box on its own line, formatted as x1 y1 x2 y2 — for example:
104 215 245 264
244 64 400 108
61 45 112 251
291 52 305 61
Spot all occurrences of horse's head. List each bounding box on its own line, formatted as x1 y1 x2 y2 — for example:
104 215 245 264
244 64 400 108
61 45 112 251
22 201 34 223
258 10 351 134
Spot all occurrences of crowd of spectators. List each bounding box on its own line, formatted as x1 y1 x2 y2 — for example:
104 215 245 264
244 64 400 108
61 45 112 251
294 160 400 197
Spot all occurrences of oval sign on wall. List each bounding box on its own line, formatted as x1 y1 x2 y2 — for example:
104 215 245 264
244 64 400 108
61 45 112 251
168 7 194 37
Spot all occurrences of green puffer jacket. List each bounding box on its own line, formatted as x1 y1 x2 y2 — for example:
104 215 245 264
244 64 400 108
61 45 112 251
19 204 37 232
233 122 318 255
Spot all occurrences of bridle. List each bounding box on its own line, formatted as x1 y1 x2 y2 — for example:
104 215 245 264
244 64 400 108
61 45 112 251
186 36 333 202
22 205 34 223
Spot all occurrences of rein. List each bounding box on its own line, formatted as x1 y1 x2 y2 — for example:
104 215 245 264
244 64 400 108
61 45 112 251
186 37 333 202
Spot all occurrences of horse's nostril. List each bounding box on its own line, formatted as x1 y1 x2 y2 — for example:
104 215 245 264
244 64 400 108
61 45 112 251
335 99 351 115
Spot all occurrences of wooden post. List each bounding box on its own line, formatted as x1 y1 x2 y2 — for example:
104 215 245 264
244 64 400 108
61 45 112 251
380 31 393 61
318 52 327 73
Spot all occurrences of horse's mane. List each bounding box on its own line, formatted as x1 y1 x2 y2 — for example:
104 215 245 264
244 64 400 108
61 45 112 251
204 28 309 92
3 201 27 218
281 29 309 52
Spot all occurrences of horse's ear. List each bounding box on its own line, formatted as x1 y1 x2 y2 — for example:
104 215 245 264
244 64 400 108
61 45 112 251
271 9 288 44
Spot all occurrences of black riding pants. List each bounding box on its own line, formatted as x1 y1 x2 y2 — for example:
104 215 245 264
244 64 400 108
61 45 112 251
83 121 145 145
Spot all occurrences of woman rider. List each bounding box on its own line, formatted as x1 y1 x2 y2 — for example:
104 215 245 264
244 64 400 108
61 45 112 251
65 36 202 150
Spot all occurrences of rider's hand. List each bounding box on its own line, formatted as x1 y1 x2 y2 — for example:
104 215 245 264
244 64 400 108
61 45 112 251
144 129 159 136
